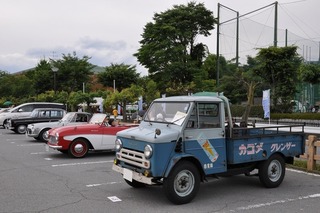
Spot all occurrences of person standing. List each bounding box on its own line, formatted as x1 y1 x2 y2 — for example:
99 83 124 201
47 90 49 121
112 107 118 119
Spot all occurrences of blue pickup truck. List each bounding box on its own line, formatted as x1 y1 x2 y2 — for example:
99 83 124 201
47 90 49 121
112 92 305 204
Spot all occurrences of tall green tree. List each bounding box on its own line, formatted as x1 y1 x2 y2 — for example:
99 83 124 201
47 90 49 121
253 46 302 112
32 59 54 94
51 52 95 93
134 2 217 93
97 63 140 92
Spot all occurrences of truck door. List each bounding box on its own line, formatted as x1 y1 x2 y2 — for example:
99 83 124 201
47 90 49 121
184 102 227 174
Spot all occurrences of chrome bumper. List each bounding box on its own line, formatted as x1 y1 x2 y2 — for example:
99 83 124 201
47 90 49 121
112 164 154 185
48 144 63 149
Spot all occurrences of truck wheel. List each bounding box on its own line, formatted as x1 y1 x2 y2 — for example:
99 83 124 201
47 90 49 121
124 179 146 188
16 124 27 134
39 128 50 142
259 154 285 188
163 161 200 204
68 139 89 158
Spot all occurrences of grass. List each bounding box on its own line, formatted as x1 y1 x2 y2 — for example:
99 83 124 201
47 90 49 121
289 159 320 174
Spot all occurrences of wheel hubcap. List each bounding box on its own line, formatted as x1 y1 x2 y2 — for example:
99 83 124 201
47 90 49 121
18 125 26 133
174 170 195 197
268 160 281 182
74 144 84 153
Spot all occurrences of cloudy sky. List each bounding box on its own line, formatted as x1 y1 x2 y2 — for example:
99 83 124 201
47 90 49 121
1 0 320 76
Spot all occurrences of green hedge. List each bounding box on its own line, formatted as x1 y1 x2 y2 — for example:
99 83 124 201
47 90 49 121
230 105 264 118
230 105 320 120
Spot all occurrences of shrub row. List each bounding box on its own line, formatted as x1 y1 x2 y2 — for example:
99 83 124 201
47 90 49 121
230 105 320 120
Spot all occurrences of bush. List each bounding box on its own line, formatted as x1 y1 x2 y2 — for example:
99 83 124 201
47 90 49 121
231 105 320 120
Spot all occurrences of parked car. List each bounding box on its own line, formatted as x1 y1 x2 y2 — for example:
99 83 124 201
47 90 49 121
6 108 66 134
47 113 138 158
0 108 10 114
26 112 92 142
0 102 66 127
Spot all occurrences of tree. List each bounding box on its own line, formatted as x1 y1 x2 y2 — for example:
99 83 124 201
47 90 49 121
145 79 160 106
97 63 140 92
299 63 320 84
32 59 55 94
134 2 217 93
50 52 95 93
105 85 143 121
68 91 98 112
0 73 34 100
253 46 302 113
202 54 229 80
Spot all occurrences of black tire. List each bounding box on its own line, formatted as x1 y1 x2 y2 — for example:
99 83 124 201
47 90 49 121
3 119 8 128
163 161 200 205
58 149 68 154
39 128 50 142
68 138 89 158
124 179 146 188
16 124 27 134
259 154 285 188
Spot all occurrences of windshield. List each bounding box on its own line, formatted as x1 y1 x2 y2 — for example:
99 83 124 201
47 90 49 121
89 113 107 124
61 112 76 122
144 102 190 125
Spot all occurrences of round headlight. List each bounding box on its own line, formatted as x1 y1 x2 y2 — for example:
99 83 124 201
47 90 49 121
144 145 153 159
115 138 122 152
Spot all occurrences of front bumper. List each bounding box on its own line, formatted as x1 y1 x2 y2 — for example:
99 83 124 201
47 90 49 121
48 144 63 150
26 128 40 137
112 164 154 185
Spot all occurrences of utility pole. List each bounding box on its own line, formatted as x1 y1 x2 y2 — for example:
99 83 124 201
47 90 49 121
274 1 278 47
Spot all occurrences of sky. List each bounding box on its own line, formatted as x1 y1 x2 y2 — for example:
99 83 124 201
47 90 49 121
1 0 320 76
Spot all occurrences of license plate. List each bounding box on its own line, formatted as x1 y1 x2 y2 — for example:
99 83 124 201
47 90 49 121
123 168 133 182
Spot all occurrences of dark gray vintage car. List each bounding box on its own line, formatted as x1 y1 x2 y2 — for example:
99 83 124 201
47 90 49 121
6 108 67 134
26 112 92 142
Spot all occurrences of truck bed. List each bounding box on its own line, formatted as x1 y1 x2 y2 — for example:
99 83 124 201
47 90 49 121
226 125 305 164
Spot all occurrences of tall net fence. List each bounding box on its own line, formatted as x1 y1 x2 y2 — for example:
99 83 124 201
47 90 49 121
219 3 320 64
218 3 320 109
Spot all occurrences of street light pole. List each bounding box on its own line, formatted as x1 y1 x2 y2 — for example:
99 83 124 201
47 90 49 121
51 67 59 94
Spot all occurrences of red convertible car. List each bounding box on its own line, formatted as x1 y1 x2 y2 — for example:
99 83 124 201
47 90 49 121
47 113 137 158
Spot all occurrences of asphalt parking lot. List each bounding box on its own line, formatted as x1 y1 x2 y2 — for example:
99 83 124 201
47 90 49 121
1 128 320 213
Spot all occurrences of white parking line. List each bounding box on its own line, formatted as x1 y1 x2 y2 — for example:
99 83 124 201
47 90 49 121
232 193 320 211
17 144 43 147
30 152 48 155
51 160 113 167
86 181 121 187
287 168 320 177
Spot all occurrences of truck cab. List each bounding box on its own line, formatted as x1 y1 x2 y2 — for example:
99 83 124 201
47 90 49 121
112 92 304 204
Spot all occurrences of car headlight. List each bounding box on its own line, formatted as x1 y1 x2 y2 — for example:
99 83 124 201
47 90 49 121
144 145 153 159
115 138 122 152
29 124 34 131
55 133 59 142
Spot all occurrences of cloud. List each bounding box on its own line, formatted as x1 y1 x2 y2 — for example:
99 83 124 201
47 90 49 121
77 37 127 51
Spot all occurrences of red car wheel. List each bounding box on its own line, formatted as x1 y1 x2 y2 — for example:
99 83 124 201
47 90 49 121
68 139 89 158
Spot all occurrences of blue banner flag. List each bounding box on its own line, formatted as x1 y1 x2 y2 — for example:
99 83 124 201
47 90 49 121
262 89 270 119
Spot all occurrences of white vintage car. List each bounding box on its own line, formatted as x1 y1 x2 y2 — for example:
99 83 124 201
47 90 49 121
26 112 92 142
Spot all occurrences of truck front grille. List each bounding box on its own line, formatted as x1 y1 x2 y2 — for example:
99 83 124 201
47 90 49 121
117 148 150 169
